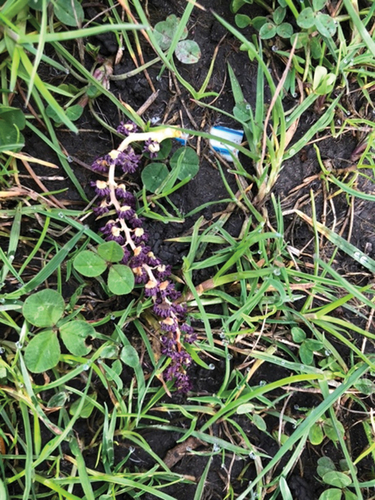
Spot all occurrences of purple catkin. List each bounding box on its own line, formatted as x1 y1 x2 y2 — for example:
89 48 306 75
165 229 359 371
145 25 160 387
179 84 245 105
91 122 195 392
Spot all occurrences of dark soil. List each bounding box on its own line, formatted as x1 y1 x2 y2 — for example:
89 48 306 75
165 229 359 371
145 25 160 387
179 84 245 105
7 0 375 499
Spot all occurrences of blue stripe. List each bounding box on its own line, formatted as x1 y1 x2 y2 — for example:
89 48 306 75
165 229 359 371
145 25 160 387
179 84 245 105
212 126 243 137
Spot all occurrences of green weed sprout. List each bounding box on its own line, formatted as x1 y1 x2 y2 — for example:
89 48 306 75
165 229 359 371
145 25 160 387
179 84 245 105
154 14 201 64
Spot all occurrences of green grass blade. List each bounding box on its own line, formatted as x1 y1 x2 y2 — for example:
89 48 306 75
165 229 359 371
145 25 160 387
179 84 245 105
237 363 369 498
343 0 375 58
17 24 146 44
4 226 85 299
193 456 212 500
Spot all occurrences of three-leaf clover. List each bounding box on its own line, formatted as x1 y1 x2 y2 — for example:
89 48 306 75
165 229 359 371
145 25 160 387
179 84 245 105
73 241 135 295
154 15 201 64
23 289 95 373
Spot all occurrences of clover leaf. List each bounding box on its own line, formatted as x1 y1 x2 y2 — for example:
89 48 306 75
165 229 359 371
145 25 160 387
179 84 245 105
23 289 65 327
73 250 107 277
60 320 93 356
24 330 61 373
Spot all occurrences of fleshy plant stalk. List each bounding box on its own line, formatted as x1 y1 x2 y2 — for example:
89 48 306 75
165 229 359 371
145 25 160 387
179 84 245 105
91 124 197 392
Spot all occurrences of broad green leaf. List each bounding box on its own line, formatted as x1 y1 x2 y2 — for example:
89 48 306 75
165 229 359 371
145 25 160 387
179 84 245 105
297 8 316 29
259 22 277 39
354 378 375 395
111 358 123 376
276 23 293 38
309 422 324 445
291 326 306 343
170 147 199 180
141 162 169 193
253 16 267 31
24 330 60 372
231 0 249 13
299 342 314 365
73 250 107 277
273 6 286 25
175 40 201 64
86 84 102 99
291 32 309 49
57 83 80 95
233 102 252 123
99 344 120 359
235 14 252 29
323 419 344 442
23 289 65 327
69 393 97 418
344 490 358 500
97 241 124 263
315 13 337 37
60 320 93 356
0 105 26 151
53 0 84 26
154 14 188 50
157 138 173 160
236 403 255 414
313 65 328 90
0 105 25 130
66 105 84 121
108 264 134 295
313 0 326 10
322 471 351 488
317 457 336 478
120 344 139 368
252 413 267 431
46 104 83 124
319 489 342 500
47 391 69 408
304 339 324 351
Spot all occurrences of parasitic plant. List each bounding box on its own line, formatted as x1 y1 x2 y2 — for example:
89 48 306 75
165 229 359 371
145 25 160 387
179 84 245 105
90 124 197 392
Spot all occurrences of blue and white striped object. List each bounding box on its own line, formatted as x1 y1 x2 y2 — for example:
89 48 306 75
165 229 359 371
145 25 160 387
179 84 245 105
209 126 243 162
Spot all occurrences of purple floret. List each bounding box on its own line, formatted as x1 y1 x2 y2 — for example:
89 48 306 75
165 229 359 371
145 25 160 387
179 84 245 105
91 156 110 173
117 120 138 136
153 301 174 318
174 372 192 393
143 138 160 159
117 205 136 220
91 180 110 198
120 147 141 174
